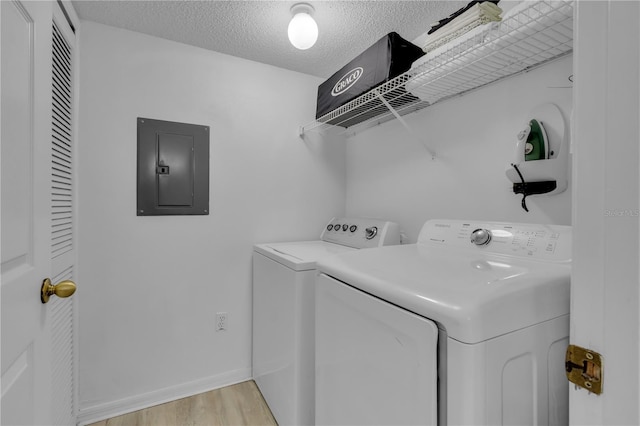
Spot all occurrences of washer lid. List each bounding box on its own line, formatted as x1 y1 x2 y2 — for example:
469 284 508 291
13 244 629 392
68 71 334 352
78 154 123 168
316 243 570 344
254 240 356 271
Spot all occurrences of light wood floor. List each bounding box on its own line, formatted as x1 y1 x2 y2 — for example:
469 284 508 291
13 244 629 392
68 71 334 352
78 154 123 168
88 380 277 426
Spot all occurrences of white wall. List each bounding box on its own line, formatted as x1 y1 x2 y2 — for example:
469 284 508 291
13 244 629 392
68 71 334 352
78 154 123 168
76 21 345 422
345 55 573 241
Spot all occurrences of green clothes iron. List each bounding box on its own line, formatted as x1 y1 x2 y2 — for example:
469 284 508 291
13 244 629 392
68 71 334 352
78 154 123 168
510 118 552 211
505 103 569 212
517 119 549 161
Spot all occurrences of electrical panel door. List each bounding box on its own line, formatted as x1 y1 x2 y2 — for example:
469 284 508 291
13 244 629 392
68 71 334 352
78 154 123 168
137 117 209 216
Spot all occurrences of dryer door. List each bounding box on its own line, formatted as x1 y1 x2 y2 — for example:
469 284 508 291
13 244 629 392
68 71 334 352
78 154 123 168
315 273 438 425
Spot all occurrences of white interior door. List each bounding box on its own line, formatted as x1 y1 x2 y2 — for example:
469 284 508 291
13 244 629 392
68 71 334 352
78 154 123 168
1 1 77 424
571 1 640 425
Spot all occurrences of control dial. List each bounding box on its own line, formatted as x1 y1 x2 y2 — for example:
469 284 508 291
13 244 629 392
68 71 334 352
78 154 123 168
470 228 492 246
365 226 378 240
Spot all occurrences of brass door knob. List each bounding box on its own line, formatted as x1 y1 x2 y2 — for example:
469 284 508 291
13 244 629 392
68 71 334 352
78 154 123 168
41 278 76 303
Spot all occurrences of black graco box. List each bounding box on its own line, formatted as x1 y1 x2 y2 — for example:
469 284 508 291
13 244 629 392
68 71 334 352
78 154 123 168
315 32 424 127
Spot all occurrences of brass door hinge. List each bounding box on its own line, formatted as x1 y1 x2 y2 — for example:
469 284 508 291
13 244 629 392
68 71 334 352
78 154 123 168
565 344 603 395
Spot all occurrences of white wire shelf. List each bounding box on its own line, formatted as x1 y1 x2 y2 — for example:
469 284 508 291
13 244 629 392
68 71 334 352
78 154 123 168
300 0 574 139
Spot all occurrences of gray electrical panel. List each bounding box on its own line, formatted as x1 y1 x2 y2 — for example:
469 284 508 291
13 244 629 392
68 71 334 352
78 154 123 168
137 117 209 216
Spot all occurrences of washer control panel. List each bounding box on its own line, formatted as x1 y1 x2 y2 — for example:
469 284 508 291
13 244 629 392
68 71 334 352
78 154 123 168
321 217 401 249
418 220 571 262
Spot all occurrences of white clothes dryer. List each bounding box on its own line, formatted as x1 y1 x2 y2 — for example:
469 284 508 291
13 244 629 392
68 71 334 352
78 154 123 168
315 219 571 426
252 217 400 426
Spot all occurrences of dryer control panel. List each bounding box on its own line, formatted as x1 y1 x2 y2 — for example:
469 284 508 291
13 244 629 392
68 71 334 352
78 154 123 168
321 217 401 249
418 220 571 262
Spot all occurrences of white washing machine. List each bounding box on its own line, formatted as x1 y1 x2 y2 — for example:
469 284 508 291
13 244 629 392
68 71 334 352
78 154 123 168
315 219 571 426
252 217 400 426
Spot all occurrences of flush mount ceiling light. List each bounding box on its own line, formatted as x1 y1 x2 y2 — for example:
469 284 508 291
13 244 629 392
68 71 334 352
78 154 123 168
288 3 318 50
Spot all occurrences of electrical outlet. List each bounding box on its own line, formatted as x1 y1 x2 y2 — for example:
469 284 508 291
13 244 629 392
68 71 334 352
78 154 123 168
216 312 227 331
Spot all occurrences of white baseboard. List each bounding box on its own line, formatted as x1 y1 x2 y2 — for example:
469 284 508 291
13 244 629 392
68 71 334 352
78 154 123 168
76 368 252 426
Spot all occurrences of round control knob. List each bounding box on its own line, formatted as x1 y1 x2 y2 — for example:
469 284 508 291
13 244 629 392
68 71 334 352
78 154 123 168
342 224 348 231
327 224 333 231
365 226 378 240
349 225 357 233
334 224 340 231
470 228 492 246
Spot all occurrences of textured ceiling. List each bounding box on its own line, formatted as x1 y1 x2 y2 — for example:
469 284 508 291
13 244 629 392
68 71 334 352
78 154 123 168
72 1 468 78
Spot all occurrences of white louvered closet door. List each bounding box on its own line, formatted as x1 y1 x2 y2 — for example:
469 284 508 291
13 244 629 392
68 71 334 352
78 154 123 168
1 1 76 424
50 7 77 425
